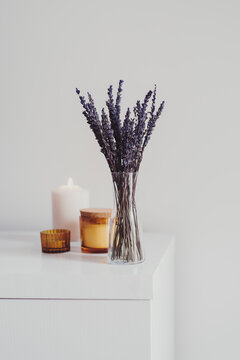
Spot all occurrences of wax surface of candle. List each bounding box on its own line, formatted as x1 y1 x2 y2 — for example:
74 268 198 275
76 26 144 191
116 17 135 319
52 178 90 241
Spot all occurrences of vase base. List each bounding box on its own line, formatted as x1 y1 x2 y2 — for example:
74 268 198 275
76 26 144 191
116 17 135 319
108 256 145 265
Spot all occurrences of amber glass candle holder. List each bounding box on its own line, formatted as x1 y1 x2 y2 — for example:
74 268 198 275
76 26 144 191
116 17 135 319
40 229 70 253
80 208 111 253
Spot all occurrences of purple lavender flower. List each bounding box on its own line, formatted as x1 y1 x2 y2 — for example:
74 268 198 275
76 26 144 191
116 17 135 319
115 80 124 124
76 82 165 173
101 108 116 164
133 90 153 166
142 100 165 153
76 88 110 168
106 85 122 146
121 108 132 170
150 85 157 116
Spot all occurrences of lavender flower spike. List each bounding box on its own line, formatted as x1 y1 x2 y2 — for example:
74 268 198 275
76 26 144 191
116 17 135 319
75 80 165 173
106 83 122 148
142 100 165 152
115 80 124 122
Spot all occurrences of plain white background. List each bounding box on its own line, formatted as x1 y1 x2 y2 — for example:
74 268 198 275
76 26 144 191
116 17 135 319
0 0 240 359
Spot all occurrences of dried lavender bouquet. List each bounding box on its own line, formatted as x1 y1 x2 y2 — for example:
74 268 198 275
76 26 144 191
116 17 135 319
76 81 165 264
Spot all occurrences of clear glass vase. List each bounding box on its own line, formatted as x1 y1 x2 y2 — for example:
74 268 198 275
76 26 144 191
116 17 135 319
108 172 145 264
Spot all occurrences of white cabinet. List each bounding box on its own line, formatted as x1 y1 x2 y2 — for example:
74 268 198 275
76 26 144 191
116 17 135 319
0 232 175 360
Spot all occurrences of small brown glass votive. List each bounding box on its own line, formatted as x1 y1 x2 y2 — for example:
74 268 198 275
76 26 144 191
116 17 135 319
40 229 70 253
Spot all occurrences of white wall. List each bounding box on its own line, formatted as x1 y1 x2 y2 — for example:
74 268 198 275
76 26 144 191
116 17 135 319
1 0 240 359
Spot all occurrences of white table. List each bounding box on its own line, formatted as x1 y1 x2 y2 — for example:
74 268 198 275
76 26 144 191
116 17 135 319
0 232 175 360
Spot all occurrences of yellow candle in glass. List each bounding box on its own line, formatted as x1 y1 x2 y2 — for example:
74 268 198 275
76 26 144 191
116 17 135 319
80 208 112 253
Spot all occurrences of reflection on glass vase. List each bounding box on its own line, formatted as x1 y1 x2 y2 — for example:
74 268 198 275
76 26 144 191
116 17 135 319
108 172 145 265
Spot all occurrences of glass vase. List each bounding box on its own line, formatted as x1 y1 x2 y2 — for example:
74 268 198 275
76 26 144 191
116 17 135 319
108 172 145 264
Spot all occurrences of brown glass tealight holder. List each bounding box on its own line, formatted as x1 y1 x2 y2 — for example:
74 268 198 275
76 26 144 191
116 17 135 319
40 229 70 253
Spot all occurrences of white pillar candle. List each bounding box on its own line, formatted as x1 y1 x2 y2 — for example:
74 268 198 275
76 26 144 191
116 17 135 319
52 178 90 241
